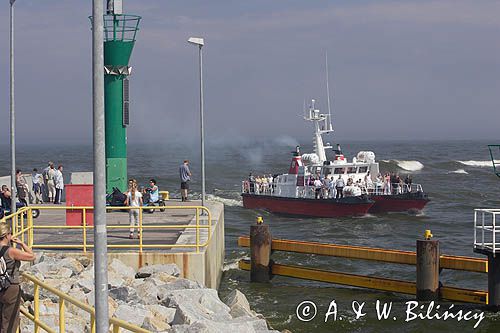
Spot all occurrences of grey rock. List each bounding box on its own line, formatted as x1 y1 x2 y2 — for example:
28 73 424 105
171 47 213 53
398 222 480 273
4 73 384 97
109 259 136 280
135 280 160 305
75 256 92 267
58 257 84 276
223 289 254 318
165 289 232 325
113 304 150 327
146 304 176 324
109 286 141 304
136 263 180 278
169 320 258 333
77 278 94 293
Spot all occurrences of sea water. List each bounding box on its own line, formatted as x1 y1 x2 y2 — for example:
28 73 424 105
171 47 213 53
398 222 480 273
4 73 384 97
1 139 500 332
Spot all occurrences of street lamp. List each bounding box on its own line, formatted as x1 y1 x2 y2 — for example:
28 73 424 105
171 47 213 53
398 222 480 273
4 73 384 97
10 0 17 214
187 37 206 209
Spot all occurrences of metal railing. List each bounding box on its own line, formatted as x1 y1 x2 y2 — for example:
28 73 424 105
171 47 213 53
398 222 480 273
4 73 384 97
474 208 500 253
19 272 151 333
2 205 212 253
242 180 424 198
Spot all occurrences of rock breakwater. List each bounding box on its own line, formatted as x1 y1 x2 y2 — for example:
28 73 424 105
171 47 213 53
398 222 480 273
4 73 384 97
19 253 281 333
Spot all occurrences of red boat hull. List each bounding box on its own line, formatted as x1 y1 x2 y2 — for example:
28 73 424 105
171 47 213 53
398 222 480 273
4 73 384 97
241 194 374 217
368 192 430 213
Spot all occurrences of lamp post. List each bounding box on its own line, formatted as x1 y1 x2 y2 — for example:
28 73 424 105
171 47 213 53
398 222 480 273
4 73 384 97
188 37 206 209
10 0 16 214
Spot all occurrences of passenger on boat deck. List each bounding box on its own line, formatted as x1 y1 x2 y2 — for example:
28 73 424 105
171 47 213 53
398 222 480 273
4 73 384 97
328 177 335 198
322 177 330 199
267 175 274 193
261 177 269 193
248 173 255 193
347 178 354 186
364 172 374 191
335 175 345 199
404 174 412 192
334 144 342 154
313 177 323 199
384 173 391 194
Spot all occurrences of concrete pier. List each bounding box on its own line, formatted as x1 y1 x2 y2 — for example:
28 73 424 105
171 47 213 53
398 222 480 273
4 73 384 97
13 199 225 289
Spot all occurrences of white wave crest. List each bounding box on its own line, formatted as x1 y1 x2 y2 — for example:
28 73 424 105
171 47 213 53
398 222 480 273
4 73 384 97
458 160 499 167
394 160 424 171
206 194 242 207
448 169 468 174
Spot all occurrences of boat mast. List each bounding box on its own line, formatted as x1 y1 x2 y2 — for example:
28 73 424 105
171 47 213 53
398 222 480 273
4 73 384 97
304 99 332 163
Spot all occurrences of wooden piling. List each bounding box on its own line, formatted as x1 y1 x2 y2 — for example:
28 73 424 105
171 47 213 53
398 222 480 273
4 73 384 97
250 219 272 282
416 239 440 301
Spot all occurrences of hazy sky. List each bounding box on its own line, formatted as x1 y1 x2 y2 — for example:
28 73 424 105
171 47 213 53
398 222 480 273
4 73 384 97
1 0 500 145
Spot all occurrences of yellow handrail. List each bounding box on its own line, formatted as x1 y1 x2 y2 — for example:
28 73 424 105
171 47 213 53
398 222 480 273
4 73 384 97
3 205 212 253
20 272 151 333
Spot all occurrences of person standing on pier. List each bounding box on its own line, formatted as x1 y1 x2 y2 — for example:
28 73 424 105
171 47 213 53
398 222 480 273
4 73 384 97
31 168 43 204
179 160 192 202
125 183 143 239
15 170 29 207
53 165 64 204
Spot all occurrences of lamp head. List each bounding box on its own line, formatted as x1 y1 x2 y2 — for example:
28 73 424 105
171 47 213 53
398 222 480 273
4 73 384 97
188 37 204 47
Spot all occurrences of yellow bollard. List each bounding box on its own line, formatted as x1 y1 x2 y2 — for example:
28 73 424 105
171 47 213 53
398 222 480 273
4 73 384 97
424 229 433 240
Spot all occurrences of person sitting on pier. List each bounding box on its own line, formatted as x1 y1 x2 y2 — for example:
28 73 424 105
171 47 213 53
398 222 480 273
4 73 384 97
0 186 11 211
144 179 159 203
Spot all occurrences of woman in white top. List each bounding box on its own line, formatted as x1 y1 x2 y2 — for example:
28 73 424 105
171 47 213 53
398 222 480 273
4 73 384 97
125 183 143 239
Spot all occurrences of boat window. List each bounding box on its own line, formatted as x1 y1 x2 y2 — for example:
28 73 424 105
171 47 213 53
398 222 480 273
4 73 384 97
358 166 368 173
334 168 345 174
347 167 357 174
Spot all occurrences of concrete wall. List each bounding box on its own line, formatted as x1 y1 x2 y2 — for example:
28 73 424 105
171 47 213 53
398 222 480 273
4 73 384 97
65 202 225 289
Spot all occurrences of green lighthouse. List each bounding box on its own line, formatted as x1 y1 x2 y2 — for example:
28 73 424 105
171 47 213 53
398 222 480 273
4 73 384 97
99 1 141 192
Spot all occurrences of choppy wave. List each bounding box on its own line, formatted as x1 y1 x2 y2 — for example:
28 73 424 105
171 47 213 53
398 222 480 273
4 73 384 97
447 169 468 174
457 160 499 167
381 160 424 171
222 256 247 271
206 194 242 207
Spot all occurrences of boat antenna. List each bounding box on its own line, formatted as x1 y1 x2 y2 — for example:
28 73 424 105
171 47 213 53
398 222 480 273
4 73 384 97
325 51 333 131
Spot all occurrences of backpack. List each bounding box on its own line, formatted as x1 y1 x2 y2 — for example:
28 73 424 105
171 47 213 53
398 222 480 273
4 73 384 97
0 246 15 292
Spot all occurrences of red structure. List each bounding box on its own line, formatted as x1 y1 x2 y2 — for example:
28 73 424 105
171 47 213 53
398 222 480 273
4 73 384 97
65 184 94 226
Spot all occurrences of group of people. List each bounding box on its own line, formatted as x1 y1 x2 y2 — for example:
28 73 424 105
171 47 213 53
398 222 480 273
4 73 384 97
33 162 65 204
0 162 65 214
244 173 274 194
306 172 414 199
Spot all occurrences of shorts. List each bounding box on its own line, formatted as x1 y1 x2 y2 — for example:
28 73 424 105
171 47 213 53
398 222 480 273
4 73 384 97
181 181 189 190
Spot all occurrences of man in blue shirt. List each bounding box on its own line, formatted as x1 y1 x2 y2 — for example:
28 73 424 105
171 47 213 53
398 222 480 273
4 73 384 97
179 160 192 202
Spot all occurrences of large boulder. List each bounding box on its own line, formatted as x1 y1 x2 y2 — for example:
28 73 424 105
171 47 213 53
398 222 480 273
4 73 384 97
223 289 255 318
135 280 161 305
58 257 84 276
109 259 136 280
113 304 150 327
136 263 180 278
164 289 232 325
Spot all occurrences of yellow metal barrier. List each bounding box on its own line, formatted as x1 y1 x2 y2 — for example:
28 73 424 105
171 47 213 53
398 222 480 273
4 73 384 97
2 205 212 253
20 272 151 333
238 236 488 273
238 260 487 304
